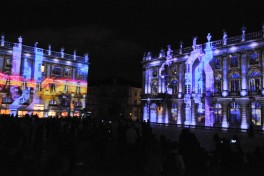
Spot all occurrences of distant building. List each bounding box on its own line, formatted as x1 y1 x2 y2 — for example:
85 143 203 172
0 35 89 117
87 77 141 121
142 25 264 130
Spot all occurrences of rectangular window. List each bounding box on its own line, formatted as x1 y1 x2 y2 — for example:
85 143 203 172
153 68 157 77
230 56 238 67
231 80 240 92
215 81 222 92
249 52 259 65
185 84 191 94
214 58 220 69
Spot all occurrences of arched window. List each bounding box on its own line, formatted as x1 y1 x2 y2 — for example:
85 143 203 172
152 68 158 77
37 82 42 91
77 69 83 79
171 79 178 94
170 102 177 122
74 101 82 107
151 80 158 95
172 65 177 75
21 80 27 90
214 103 222 126
229 102 240 126
61 95 69 107
52 65 62 76
2 95 12 103
50 82 56 93
197 103 205 123
229 72 240 92
248 70 261 92
49 99 57 105
76 82 81 94
150 103 157 123
214 74 222 93
251 102 261 126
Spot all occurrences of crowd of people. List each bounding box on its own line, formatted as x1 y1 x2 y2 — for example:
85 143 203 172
0 114 264 176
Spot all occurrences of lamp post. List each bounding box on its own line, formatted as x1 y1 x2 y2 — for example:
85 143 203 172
147 97 151 122
70 93 75 117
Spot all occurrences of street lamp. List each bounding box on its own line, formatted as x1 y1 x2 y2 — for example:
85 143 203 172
147 98 151 122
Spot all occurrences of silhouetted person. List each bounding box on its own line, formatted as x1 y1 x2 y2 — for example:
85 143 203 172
162 142 185 176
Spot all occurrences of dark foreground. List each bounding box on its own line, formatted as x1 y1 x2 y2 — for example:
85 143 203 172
0 115 264 176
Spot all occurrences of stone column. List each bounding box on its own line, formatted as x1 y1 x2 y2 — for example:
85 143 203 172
177 100 183 125
179 41 183 54
143 102 148 122
241 26 246 42
190 100 196 126
178 63 183 98
240 52 248 96
222 56 229 97
184 102 191 126
81 94 86 109
164 103 169 124
221 102 229 128
261 51 264 95
158 75 162 93
148 69 152 94
223 30 227 46
162 77 166 93
260 101 264 130
240 100 248 129
1 35 4 46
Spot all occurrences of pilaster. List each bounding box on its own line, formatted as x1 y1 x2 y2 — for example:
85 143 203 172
222 56 228 97
240 52 248 96
177 100 183 125
221 102 229 128
240 101 249 129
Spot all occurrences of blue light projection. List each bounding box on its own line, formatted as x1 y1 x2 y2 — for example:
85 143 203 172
142 28 264 130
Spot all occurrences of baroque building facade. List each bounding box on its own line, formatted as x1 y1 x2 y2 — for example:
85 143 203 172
0 35 89 117
142 25 264 130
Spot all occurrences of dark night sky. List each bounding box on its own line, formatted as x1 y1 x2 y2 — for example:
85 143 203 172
0 0 264 86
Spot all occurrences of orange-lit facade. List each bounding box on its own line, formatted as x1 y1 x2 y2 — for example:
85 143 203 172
0 36 89 117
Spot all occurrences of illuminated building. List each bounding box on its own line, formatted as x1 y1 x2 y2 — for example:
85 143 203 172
142 25 264 130
0 35 89 117
87 77 141 121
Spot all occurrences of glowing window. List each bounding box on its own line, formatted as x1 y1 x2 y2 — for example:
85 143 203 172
52 65 62 76
251 102 261 126
49 100 57 105
230 72 240 79
249 70 261 77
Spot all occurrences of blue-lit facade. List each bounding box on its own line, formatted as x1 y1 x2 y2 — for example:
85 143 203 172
142 25 264 130
0 36 89 117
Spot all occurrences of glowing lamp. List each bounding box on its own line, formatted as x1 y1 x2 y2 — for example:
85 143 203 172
41 65 45 72
261 89 264 96
222 90 228 97
214 49 220 54
230 46 237 52
250 42 258 48
240 89 247 96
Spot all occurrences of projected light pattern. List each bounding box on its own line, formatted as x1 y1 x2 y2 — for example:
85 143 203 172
0 36 89 117
142 26 264 130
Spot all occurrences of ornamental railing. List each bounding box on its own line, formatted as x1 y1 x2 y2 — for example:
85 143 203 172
144 30 264 61
0 39 86 62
